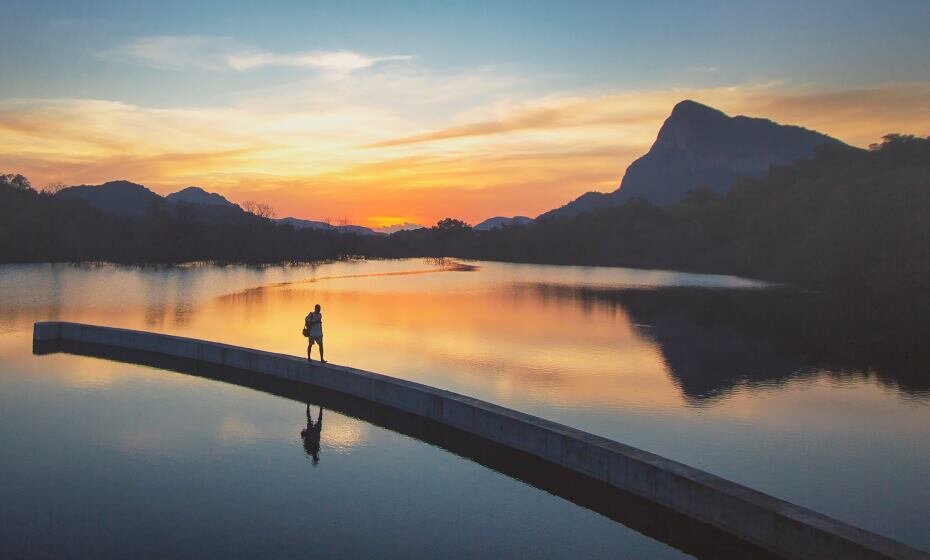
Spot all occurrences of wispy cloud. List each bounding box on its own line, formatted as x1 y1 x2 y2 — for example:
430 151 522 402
227 50 413 72
366 82 930 150
97 36 238 70
366 95 666 148
3 79 929 225
688 66 720 73
98 35 412 74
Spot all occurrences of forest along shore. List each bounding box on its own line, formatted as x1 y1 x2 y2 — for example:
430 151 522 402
2 136 929 312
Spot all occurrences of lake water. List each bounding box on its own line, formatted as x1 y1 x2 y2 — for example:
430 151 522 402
1 259 928 557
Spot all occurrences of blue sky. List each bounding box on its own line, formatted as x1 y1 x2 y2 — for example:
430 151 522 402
2 0 929 225
5 0 929 101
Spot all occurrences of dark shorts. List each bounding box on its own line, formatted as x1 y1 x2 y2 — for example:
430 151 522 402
308 335 323 344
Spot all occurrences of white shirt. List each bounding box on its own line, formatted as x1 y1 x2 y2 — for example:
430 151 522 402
305 312 323 337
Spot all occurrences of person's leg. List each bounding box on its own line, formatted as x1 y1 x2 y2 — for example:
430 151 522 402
318 337 325 363
307 339 313 361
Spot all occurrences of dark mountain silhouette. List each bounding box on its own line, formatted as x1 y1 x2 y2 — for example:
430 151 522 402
0 181 373 263
538 193 607 220
165 186 252 223
57 180 163 217
56 181 250 223
541 100 844 219
51 180 380 232
369 134 930 309
275 217 381 236
3 134 929 316
277 216 335 230
166 186 240 209
335 224 381 236
474 216 533 230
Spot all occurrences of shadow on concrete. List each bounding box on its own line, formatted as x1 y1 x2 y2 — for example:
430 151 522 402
34 338 776 560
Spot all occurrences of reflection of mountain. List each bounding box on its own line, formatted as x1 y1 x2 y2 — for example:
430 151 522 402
522 284 930 402
614 289 813 403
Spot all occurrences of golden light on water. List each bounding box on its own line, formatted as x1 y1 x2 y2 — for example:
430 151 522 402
3 260 926 446
0 261 772 416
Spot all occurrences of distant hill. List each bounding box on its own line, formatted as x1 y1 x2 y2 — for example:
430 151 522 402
276 217 381 236
474 216 533 230
335 224 381 236
541 100 843 219
277 217 335 230
369 134 930 305
57 180 163 217
166 186 240 209
53 181 379 232
164 186 252 223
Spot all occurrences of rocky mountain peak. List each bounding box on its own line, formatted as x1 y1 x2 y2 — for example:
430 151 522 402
539 100 845 218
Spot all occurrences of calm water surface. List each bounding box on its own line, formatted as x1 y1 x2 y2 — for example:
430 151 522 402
1 259 928 555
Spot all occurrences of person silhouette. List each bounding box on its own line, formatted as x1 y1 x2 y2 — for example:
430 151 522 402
305 304 325 363
300 403 323 465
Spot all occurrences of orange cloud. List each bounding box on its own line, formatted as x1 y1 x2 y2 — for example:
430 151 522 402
368 82 930 151
731 82 930 147
1 148 260 186
210 146 638 225
366 97 665 148
2 81 928 225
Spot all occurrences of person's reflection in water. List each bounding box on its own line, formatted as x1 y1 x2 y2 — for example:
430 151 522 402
300 403 323 465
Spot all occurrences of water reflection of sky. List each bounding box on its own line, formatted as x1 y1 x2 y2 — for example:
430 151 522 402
2 336 689 559
0 259 928 551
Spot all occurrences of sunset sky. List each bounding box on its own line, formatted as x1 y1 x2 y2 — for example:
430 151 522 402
2 1 930 228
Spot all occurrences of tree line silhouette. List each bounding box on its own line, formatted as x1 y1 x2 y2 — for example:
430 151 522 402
0 183 367 263
2 135 928 306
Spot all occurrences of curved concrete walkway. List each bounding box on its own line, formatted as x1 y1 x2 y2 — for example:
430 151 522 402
32 322 929 560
